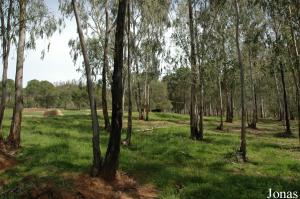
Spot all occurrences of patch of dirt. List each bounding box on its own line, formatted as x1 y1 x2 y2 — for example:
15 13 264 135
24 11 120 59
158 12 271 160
0 151 17 172
74 172 157 199
23 172 158 199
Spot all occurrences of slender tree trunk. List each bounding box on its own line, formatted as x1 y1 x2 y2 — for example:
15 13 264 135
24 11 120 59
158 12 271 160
234 0 246 161
260 98 264 118
125 0 132 145
248 49 257 129
132 12 143 120
102 0 111 132
225 89 230 122
134 92 139 115
0 0 13 140
274 71 284 121
195 11 204 138
136 71 143 119
279 62 292 135
7 0 26 149
146 84 150 120
122 69 126 113
292 68 300 140
230 88 234 121
217 72 224 130
209 100 212 116
188 0 201 140
72 0 101 176
288 5 300 141
144 68 149 121
102 0 127 181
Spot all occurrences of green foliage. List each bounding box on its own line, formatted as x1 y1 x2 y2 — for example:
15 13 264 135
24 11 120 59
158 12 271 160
163 67 191 113
149 80 172 111
25 80 57 108
24 80 92 109
0 79 15 107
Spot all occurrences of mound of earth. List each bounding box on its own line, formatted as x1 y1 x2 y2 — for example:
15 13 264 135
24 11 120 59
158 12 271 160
23 172 157 199
43 109 64 117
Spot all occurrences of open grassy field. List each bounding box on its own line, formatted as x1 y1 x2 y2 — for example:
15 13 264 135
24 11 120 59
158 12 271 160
0 109 300 198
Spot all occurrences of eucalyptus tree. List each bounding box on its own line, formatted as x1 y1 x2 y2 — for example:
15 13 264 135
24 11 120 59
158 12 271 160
6 0 26 148
263 0 292 135
243 2 266 129
287 3 300 140
65 0 116 132
134 0 170 121
101 0 127 181
188 0 201 140
124 0 132 145
234 0 246 161
102 0 116 131
0 0 15 140
6 0 57 149
72 0 102 175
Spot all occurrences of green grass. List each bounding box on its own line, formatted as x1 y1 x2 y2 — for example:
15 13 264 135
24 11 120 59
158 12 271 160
0 109 300 198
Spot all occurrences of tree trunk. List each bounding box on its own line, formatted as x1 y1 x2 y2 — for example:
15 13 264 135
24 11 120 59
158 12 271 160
292 67 300 140
274 70 283 121
279 62 292 135
230 88 234 122
143 70 149 121
6 0 26 149
248 49 257 129
146 84 150 120
260 98 264 118
225 89 231 122
195 10 204 138
132 13 143 120
0 0 13 140
209 100 212 117
72 0 101 176
217 72 224 130
234 0 246 161
102 0 127 181
188 0 201 140
288 5 300 141
102 0 111 132
125 0 132 145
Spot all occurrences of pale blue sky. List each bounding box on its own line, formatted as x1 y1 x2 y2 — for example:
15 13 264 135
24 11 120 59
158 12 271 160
2 0 81 86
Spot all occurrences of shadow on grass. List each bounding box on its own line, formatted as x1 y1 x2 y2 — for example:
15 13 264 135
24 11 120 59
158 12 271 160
273 132 296 139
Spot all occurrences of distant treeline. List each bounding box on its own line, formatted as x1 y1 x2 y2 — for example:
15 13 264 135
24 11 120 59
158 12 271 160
0 79 171 111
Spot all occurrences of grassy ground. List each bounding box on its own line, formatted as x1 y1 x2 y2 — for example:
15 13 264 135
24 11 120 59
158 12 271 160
0 109 300 198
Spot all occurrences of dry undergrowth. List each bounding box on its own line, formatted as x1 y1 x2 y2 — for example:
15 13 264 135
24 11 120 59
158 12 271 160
19 172 157 199
43 109 64 117
0 151 17 172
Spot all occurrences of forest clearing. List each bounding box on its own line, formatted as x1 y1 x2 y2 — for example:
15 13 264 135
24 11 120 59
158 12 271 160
0 109 299 198
1 0 300 198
